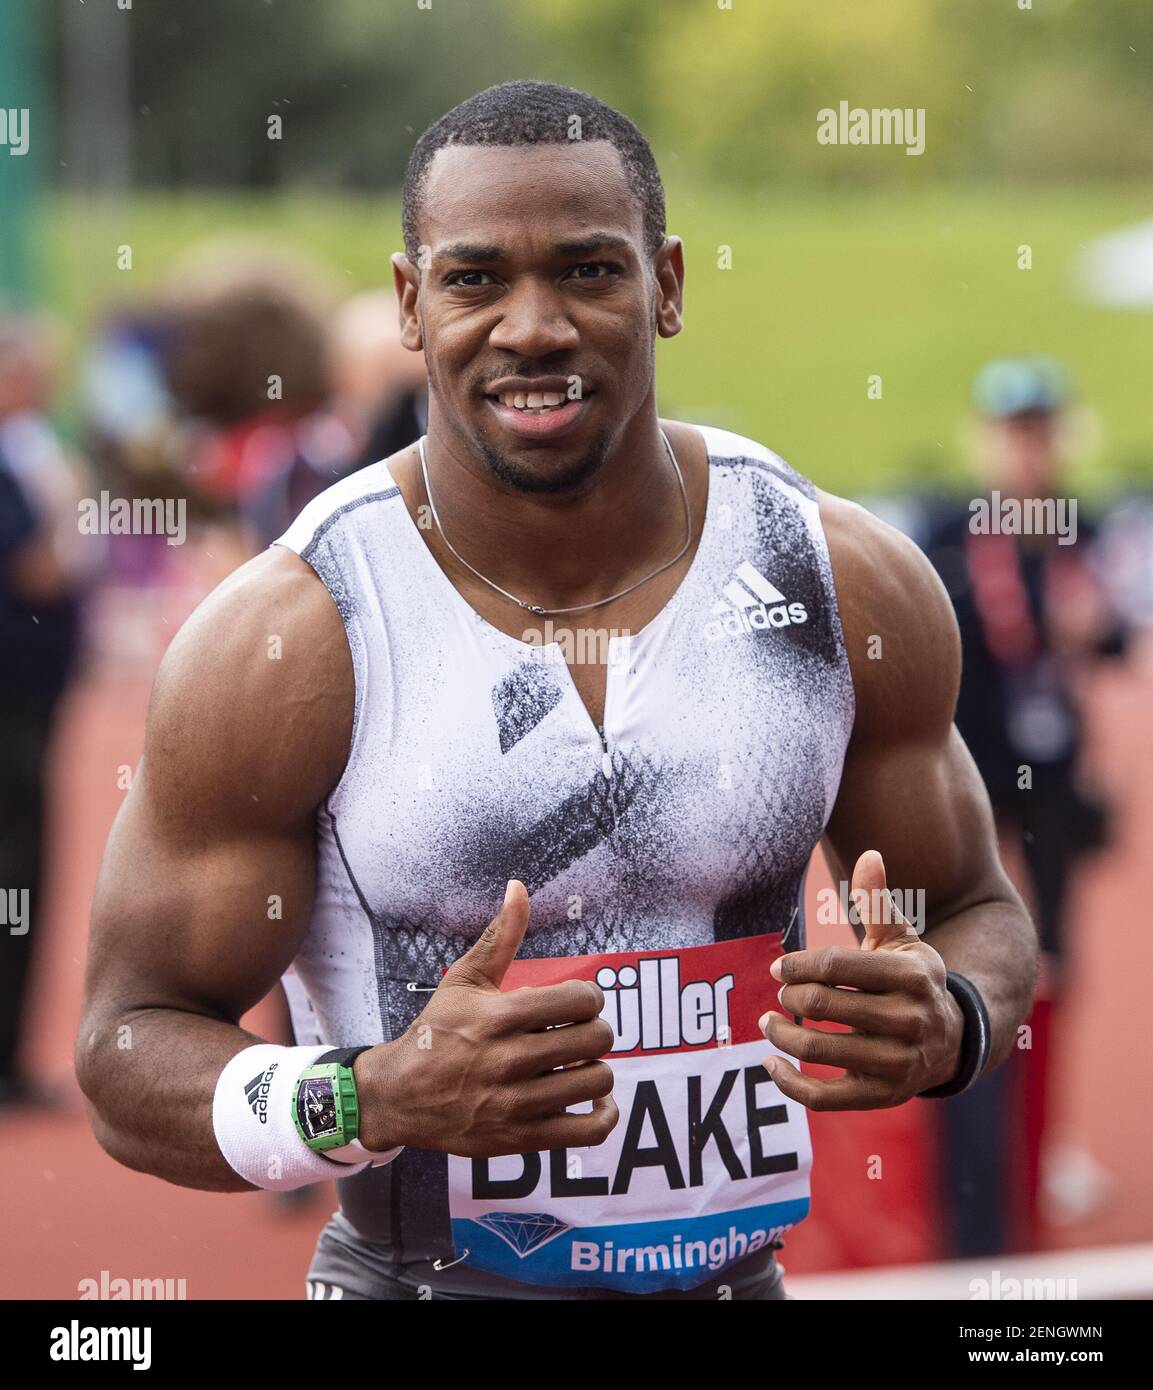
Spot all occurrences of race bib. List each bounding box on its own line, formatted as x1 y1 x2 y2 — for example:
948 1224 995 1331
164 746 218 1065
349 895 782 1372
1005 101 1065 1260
447 933 811 1292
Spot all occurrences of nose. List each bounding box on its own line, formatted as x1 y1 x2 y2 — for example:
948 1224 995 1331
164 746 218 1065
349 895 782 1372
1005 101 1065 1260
487 278 579 359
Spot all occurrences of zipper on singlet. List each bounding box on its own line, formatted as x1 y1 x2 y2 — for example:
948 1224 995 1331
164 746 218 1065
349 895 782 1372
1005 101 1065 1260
597 723 612 780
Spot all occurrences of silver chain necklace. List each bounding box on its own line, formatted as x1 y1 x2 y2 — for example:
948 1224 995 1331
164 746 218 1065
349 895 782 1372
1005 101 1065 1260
417 430 693 617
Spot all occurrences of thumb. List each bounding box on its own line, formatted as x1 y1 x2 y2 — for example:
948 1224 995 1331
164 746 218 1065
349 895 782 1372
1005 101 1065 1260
444 879 531 990
850 850 914 951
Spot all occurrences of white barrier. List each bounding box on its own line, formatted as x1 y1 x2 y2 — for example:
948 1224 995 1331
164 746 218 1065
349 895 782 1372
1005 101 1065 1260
784 1244 1153 1301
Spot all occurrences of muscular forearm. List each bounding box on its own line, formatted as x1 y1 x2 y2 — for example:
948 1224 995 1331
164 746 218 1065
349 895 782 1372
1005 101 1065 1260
922 892 1038 1074
76 1005 269 1192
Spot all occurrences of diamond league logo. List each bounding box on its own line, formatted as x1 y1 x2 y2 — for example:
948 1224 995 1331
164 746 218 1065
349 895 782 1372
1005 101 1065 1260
475 1211 571 1257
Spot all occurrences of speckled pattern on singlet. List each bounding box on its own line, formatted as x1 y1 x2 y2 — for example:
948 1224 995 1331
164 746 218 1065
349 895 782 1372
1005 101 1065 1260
274 423 855 1295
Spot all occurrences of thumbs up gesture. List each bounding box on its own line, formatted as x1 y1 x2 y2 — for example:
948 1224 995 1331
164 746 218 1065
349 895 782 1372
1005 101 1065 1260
851 849 922 953
757 851 965 1111
356 880 619 1156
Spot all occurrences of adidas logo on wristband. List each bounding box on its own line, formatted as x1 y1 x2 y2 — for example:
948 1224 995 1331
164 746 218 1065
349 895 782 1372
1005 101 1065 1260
243 1062 279 1124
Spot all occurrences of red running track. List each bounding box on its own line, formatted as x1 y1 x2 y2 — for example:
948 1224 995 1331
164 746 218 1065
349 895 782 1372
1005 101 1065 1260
3 585 1151 1299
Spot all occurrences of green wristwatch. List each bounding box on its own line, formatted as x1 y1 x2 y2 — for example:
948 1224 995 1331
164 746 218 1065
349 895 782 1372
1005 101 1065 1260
291 1051 365 1152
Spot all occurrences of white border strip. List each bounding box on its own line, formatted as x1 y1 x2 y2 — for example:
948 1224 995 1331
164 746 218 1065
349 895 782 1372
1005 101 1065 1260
783 1244 1153 1300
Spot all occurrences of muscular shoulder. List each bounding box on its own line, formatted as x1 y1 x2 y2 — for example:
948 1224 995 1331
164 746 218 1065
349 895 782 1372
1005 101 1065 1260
142 545 353 836
818 490 960 745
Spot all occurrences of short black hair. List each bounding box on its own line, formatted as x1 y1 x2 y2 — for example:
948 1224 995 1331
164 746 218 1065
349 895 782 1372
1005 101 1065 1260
402 80 666 264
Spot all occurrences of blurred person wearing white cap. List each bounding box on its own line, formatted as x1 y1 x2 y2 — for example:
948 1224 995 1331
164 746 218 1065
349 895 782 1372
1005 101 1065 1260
923 357 1128 1255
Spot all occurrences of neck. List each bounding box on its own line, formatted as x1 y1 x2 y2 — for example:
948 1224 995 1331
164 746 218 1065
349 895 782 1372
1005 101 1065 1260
419 403 688 610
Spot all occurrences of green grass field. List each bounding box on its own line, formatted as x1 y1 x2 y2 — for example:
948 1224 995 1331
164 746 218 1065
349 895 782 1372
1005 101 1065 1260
46 182 1153 497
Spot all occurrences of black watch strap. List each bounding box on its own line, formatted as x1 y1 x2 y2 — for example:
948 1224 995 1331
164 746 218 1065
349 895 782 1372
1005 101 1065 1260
918 972 992 1099
315 1046 373 1069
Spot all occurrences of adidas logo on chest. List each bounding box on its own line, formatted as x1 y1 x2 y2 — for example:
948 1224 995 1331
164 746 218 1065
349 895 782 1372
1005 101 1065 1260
704 561 809 642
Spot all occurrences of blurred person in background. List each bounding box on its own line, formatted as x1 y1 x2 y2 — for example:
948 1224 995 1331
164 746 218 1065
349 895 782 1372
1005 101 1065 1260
329 289 428 471
79 309 184 591
923 357 1129 1256
0 315 92 1108
1096 471 1153 640
163 248 360 554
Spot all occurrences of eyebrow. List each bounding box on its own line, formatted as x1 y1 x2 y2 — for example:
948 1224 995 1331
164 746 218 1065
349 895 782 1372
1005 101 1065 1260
434 233 633 264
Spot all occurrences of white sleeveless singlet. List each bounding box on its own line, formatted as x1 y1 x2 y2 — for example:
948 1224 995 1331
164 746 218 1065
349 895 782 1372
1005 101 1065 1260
274 424 855 1295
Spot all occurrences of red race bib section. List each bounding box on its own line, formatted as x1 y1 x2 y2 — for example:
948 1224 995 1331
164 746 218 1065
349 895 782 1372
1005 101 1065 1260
500 930 783 1055
447 933 812 1293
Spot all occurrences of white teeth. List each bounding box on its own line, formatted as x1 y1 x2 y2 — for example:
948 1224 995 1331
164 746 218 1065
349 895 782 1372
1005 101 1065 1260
497 390 568 412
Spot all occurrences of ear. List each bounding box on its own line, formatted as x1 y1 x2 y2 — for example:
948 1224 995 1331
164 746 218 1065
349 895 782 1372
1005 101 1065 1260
391 252 424 353
653 236 685 340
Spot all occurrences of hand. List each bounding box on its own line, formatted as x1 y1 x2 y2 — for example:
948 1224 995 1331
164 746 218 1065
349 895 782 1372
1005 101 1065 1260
356 880 619 1156
1047 558 1112 658
758 850 965 1110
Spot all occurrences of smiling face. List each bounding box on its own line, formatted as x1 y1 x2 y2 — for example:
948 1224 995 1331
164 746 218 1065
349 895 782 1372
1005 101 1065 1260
395 140 683 494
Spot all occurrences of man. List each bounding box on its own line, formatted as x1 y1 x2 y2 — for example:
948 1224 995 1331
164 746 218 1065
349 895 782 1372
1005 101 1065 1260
931 358 1122 959
923 359 1125 1254
78 82 1036 1301
0 316 87 1108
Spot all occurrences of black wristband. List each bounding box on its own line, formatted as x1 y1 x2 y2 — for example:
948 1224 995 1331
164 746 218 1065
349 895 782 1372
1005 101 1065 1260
917 972 992 1099
315 1046 373 1069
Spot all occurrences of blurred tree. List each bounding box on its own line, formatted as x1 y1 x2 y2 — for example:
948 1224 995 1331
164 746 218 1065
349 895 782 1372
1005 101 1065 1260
0 0 43 305
48 0 532 190
510 0 1153 187
40 0 1153 192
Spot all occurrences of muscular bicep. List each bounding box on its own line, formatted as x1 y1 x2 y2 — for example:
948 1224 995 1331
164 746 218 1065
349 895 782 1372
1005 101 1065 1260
823 725 1006 939
84 547 353 1031
88 776 317 1025
820 493 1014 933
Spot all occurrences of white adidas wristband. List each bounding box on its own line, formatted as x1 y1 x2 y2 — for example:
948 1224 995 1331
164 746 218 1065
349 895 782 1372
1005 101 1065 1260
212 1043 390 1191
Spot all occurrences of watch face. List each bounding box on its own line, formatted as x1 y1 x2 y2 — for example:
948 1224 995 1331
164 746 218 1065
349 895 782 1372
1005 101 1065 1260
298 1076 340 1141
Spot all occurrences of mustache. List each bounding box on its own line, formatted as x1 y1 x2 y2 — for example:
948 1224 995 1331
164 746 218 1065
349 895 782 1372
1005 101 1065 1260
477 369 594 391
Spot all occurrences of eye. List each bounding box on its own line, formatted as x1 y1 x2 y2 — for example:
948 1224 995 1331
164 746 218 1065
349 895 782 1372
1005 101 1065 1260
567 261 621 281
443 270 497 288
